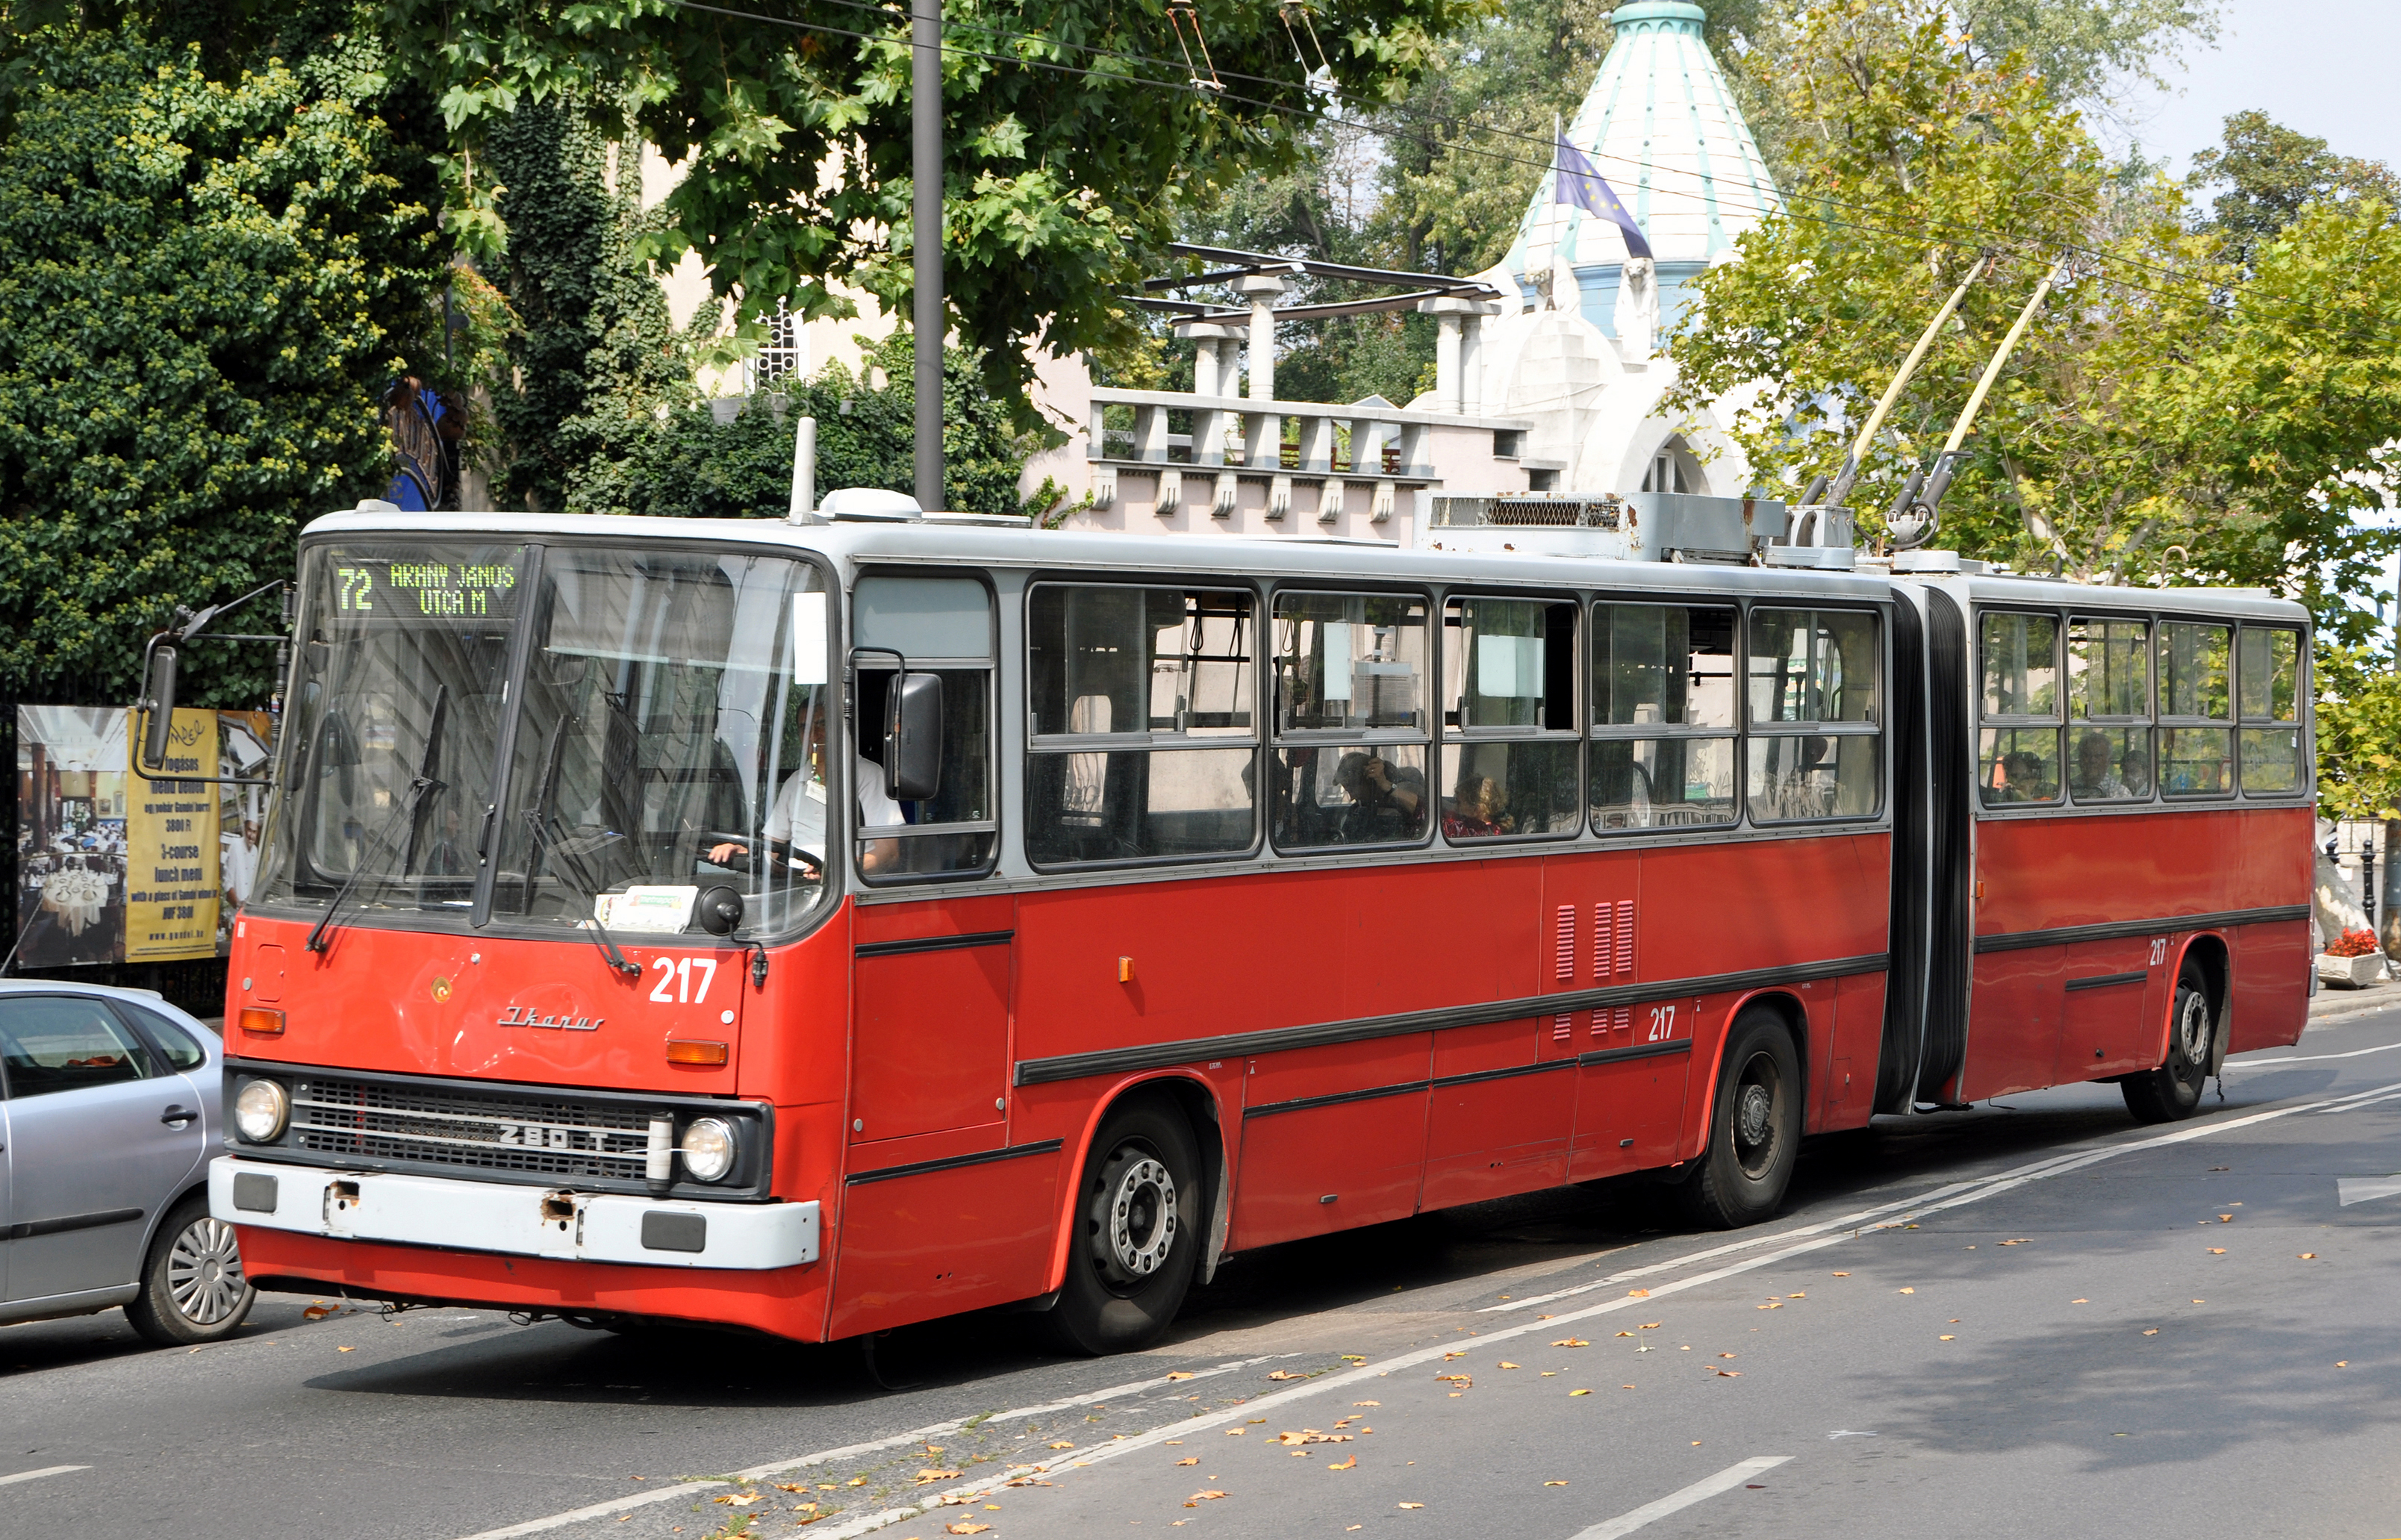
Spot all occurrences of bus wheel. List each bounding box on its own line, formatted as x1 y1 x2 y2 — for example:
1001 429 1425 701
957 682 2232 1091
1678 1010 1801 1230
1047 1095 1201 1356
2123 961 2213 1124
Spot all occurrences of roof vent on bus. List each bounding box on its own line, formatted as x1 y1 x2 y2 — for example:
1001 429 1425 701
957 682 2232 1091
818 487 924 522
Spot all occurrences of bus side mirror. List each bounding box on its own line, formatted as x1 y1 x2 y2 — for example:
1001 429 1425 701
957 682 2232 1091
140 643 179 772
884 673 944 801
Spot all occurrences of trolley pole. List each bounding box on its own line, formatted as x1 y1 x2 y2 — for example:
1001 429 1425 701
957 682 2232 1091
912 0 944 511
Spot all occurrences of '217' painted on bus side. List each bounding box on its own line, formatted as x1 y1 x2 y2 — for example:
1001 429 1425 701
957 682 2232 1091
1647 1004 1677 1042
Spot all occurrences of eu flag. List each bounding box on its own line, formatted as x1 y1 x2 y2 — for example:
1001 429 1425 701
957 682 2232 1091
1553 136 1652 261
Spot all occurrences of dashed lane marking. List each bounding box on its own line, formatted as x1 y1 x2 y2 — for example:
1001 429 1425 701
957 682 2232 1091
1569 1456 1795 1540
0 1465 88 1487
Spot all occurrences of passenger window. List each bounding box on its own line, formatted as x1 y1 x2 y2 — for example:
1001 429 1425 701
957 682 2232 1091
1025 584 1258 866
2158 621 2233 798
2066 619 2152 803
1976 613 2062 807
0 997 155 1098
1271 592 1430 850
1440 597 1578 841
1590 604 1737 831
853 576 997 879
1746 608 1880 823
2238 627 2302 796
122 1004 209 1071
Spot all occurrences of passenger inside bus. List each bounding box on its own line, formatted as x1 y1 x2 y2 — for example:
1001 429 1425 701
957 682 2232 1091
1330 751 1426 841
2070 730 2136 800
1442 772 1512 839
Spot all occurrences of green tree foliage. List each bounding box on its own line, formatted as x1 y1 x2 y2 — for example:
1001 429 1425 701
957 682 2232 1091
566 332 1038 517
2187 107 2400 272
0 22 443 705
2314 644 2401 820
386 0 1472 415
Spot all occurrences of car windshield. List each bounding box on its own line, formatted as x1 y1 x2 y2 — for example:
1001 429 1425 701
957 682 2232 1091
254 540 832 938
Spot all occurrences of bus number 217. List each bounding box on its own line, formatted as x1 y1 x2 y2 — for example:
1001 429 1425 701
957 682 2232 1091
650 956 718 1004
1646 1004 1677 1042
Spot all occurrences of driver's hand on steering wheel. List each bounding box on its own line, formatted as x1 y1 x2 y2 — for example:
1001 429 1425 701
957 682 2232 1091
708 841 747 864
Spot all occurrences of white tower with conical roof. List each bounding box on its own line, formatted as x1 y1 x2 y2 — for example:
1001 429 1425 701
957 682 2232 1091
1468 0 1781 502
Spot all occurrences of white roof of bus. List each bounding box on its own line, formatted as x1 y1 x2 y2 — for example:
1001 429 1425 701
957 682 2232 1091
300 506 2309 621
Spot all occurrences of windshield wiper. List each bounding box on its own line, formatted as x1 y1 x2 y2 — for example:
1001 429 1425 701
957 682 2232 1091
307 685 448 954
511 717 640 979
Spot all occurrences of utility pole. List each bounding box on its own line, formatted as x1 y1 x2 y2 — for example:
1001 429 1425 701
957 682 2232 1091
912 0 944 511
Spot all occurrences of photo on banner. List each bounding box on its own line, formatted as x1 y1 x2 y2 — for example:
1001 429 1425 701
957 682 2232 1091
14 705 273 965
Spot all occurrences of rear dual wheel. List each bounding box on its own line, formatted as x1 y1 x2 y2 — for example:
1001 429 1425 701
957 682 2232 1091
2123 961 2214 1124
1046 1095 1201 1356
1676 1009 1801 1230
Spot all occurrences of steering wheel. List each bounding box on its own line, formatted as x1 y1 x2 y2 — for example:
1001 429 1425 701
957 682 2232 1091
699 832 823 877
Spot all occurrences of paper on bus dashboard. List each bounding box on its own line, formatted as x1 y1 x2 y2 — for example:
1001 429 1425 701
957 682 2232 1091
592 885 697 932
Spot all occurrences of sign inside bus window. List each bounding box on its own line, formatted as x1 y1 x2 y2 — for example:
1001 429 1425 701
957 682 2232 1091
335 560 518 620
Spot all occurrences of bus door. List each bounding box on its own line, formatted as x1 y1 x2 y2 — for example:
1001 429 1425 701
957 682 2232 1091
834 574 1053 1332
1548 852 1668 1182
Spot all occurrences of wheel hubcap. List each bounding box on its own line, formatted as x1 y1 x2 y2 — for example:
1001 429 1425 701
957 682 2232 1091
1097 1153 1178 1287
1732 1054 1781 1179
166 1217 246 1326
2178 992 2211 1067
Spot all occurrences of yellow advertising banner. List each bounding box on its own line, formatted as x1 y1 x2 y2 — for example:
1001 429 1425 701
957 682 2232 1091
122 707 221 962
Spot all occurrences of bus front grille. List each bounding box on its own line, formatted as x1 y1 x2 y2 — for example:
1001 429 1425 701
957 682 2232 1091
288 1075 657 1182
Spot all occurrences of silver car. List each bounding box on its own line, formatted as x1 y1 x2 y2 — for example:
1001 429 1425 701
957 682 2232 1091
0 979 254 1342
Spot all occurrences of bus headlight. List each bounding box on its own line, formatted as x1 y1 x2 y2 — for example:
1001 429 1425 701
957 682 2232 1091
679 1117 737 1182
233 1079 290 1143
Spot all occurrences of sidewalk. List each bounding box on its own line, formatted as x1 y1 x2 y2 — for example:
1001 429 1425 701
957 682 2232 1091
2308 976 2401 1026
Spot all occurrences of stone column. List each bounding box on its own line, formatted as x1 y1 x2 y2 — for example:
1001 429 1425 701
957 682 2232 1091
1239 273 1285 467
1419 296 1507 416
1173 319 1245 466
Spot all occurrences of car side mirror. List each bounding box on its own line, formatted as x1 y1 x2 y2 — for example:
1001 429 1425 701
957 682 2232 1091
140 643 180 773
884 673 943 801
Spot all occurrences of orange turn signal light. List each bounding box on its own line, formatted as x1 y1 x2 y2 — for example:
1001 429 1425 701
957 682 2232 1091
237 1007 286 1036
664 1038 729 1067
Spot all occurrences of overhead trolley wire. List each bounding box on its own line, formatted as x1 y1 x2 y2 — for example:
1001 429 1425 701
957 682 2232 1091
650 0 2216 303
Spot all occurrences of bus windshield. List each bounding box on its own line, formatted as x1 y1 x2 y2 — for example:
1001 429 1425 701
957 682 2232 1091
255 540 833 940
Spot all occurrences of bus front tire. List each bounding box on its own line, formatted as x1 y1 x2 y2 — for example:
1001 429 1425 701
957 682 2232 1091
2123 961 2213 1124
1046 1095 1201 1356
1676 1010 1801 1231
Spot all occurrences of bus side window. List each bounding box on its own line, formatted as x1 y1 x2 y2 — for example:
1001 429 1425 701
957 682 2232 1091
1745 607 1881 823
2158 620 2234 798
853 576 997 880
2237 626 2302 796
1975 611 2062 806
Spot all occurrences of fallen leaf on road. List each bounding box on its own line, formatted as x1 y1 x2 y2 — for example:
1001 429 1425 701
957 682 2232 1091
1354 1401 1379 1406
1940 1335 1955 1341
1627 1289 1649 1298
1167 1371 1195 1380
2335 1361 2349 1368
1757 1302 1781 1310
775 1485 807 1494
944 1526 990 1536
337 1346 355 1353
1569 1388 1592 1396
1342 1355 1367 1364
847 1477 868 1487
2218 1215 2232 1223
1185 1491 1228 1506
1716 1370 1742 1378
1718 1353 1738 1359
1897 1288 1914 1294
1622 1385 1635 1390
1541 1371 1557 1377
1832 1273 1849 1278
2073 1299 2088 1303
1639 1323 1661 1329
1544 1480 1568 1487
302 1304 337 1321
1398 1502 1424 1509
1267 1371 1309 1381
1498 1362 1520 1370
1047 1441 1074 1450
915 1471 964 1484
1787 1293 1806 1299
1615 1331 1636 1338
2300 1253 2317 1260
2001 1239 2029 1246
1552 1338 1588 1347
2208 1248 2226 1255
1328 1456 1357 1471
1442 1350 1465 1361
1278 1430 1353 1446
1225 1430 1245 1436
713 1494 761 1506
2141 1329 2158 1337
1176 1458 1198 1466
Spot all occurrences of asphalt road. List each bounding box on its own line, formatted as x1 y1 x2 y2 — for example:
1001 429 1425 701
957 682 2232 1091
9 990 2401 1540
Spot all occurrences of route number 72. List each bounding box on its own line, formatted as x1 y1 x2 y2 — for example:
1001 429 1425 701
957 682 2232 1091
650 956 719 1004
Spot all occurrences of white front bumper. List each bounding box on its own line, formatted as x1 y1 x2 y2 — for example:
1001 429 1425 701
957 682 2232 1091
210 1156 818 1271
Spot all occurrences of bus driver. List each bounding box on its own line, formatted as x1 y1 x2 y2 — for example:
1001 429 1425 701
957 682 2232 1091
709 708 901 875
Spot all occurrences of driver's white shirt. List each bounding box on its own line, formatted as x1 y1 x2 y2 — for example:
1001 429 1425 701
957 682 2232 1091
764 754 904 860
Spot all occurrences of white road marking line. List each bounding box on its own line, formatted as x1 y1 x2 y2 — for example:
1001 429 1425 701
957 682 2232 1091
462 1073 2401 1540
1825 1430 1878 1439
1568 1456 1793 1540
2338 1175 2401 1206
2229 1041 2401 1066
0 1465 88 1487
443 1353 1292 1540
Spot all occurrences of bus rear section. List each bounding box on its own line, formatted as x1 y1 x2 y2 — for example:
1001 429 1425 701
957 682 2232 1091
1900 577 2314 1117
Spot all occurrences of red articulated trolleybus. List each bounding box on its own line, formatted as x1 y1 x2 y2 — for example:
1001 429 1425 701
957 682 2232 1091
198 500 2313 1351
